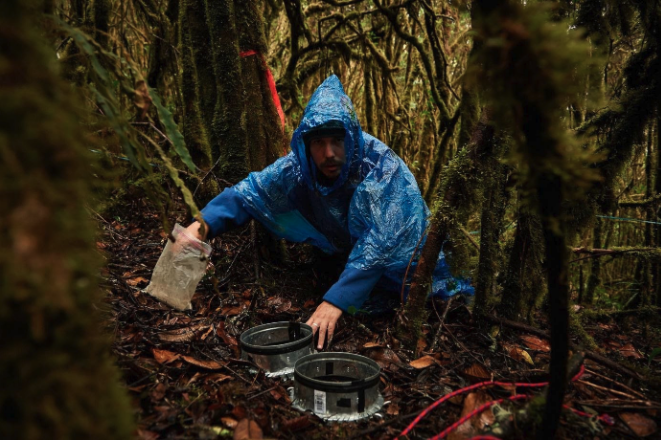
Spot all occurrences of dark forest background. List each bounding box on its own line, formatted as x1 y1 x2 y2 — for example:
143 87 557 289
2 0 661 438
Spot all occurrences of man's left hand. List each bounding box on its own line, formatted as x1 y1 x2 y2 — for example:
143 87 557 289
306 301 342 350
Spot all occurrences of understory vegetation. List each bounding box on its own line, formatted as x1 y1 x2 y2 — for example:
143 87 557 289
2 0 661 438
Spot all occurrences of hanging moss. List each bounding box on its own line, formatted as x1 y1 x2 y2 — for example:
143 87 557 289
0 1 134 437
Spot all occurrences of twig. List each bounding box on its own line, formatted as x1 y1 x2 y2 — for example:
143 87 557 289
576 379 640 400
431 297 453 351
247 386 279 400
485 315 643 381
584 368 647 400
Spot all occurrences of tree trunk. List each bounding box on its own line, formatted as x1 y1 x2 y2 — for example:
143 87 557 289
0 1 133 437
179 0 217 204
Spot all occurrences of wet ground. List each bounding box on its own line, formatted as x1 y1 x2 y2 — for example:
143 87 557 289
102 197 661 439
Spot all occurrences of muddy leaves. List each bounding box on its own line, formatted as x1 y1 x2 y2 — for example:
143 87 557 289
151 348 226 370
233 419 262 440
410 355 438 369
519 335 551 352
447 391 495 440
620 412 658 437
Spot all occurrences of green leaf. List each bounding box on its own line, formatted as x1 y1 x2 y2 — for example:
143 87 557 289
149 88 196 171
649 348 661 362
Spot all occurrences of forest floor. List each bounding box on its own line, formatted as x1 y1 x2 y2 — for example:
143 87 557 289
101 196 661 440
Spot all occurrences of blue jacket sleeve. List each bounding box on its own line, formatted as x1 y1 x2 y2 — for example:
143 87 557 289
323 267 385 313
200 187 253 238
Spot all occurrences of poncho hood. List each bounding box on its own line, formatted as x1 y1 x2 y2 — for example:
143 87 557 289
291 75 365 196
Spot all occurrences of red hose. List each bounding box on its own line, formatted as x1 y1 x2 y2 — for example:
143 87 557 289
397 365 608 439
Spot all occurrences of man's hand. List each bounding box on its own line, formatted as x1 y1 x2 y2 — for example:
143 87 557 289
185 221 209 242
306 301 342 350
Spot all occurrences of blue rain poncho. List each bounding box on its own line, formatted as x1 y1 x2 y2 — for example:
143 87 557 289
201 75 473 312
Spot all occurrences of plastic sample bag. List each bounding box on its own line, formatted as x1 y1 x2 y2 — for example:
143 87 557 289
144 223 211 310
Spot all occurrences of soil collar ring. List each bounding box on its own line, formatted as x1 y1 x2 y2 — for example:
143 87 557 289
292 352 384 421
240 321 314 377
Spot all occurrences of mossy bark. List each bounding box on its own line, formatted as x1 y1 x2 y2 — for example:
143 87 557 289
583 218 602 305
474 153 510 317
0 1 134 437
184 0 217 140
235 0 285 170
397 110 494 350
498 211 546 322
179 0 217 204
205 0 249 183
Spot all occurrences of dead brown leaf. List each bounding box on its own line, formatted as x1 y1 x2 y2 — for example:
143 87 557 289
221 417 239 429
505 344 534 366
417 337 428 353
127 276 149 286
233 419 262 440
520 335 551 352
447 391 495 440
151 383 167 401
410 355 437 369
158 325 206 343
363 342 383 349
182 355 226 370
280 415 313 432
205 373 232 383
152 348 181 364
222 305 247 316
368 348 402 371
620 412 657 437
137 428 159 440
618 343 643 359
386 402 400 416
462 363 490 383
218 322 239 347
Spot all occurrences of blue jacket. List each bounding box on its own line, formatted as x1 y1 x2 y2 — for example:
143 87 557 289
201 75 473 313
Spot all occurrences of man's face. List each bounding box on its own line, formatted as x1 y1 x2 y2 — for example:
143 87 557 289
309 135 346 180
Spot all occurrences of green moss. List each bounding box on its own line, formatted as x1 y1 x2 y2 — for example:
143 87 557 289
0 1 134 437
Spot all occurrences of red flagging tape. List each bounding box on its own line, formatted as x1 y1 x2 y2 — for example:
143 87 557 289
240 50 287 156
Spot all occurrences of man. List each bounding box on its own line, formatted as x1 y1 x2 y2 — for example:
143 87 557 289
186 75 473 349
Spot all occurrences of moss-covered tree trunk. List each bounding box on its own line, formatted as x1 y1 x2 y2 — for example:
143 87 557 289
583 218 603 305
474 149 509 317
179 0 217 204
184 0 217 141
0 1 134 437
498 211 545 322
235 0 286 170
471 1 597 436
397 110 494 350
205 0 249 183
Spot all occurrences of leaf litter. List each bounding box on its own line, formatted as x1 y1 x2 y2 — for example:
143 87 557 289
104 200 661 439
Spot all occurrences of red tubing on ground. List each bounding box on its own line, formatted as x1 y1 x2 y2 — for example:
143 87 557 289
398 364 611 439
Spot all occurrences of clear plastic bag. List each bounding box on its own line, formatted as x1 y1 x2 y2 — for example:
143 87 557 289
144 223 212 310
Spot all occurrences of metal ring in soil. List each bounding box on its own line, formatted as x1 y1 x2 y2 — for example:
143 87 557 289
292 352 384 421
240 322 313 377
